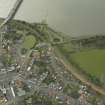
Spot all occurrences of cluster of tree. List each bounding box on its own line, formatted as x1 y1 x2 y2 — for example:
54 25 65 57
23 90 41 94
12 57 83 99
63 84 80 99
9 20 28 31
11 91 64 105
1 54 14 66
43 72 56 85
72 35 105 49
53 38 60 42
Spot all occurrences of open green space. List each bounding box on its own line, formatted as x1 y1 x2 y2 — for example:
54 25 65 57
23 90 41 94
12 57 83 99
22 35 36 49
71 49 105 81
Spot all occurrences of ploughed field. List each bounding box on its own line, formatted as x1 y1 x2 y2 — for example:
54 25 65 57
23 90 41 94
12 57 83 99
71 49 105 81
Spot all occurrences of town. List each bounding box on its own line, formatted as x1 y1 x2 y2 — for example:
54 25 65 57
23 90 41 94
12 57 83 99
0 18 104 105
0 0 105 105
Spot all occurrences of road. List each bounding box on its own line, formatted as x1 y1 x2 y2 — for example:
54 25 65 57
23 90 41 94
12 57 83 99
42 27 64 45
0 0 23 29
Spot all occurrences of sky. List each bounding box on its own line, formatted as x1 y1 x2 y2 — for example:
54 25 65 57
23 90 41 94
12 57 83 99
0 0 105 36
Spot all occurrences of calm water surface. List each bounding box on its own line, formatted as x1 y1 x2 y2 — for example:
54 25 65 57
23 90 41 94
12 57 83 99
0 0 105 36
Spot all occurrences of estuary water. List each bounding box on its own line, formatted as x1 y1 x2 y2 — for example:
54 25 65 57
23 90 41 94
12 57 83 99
0 0 105 36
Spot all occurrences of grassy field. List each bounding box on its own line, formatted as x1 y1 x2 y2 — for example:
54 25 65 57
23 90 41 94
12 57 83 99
71 49 105 80
22 35 36 49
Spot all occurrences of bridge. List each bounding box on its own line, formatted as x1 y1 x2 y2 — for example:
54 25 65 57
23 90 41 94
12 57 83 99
0 0 23 29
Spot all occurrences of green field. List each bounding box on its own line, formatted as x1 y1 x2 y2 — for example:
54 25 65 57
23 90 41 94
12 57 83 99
22 35 36 49
71 49 105 80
